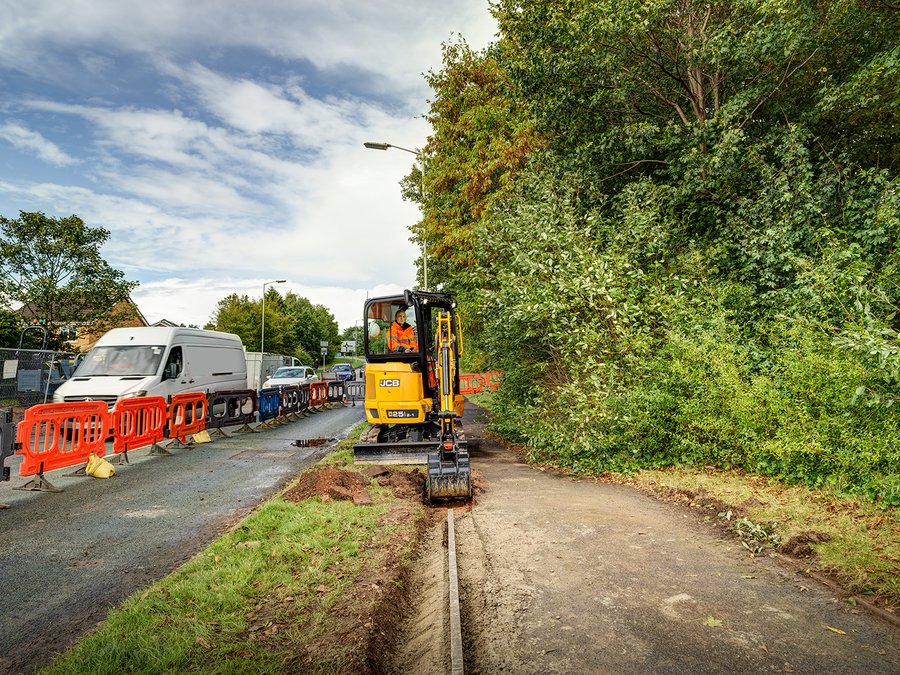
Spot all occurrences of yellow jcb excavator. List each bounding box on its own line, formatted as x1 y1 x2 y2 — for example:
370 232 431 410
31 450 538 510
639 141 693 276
353 290 471 501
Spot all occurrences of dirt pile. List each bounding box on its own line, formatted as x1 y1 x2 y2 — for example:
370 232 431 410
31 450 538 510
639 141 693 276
282 467 371 504
376 469 426 500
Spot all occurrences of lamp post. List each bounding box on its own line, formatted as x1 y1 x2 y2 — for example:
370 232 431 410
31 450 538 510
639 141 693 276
259 279 286 389
364 141 428 291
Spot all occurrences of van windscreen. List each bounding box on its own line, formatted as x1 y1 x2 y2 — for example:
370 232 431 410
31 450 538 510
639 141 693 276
76 346 165 377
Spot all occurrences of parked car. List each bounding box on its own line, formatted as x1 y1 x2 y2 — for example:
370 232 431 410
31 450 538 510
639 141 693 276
328 363 355 381
262 366 319 388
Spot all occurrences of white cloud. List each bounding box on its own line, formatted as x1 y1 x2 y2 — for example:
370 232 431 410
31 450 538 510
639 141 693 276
0 121 77 166
0 1 497 100
0 1 496 330
131 276 410 332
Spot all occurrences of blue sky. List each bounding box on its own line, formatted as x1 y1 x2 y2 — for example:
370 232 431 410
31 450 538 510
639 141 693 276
0 0 497 330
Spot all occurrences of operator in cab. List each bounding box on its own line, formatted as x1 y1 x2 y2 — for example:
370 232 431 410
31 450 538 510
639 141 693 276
387 308 418 353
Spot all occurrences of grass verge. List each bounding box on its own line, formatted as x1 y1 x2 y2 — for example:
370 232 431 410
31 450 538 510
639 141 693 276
43 426 427 674
623 467 899 609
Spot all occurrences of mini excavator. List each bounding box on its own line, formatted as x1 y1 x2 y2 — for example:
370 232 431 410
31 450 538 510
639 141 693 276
353 290 471 501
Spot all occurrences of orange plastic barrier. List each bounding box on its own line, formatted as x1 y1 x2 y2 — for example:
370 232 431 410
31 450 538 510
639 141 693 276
113 396 167 454
309 381 328 408
459 371 503 395
16 401 110 477
484 371 502 391
168 392 207 442
459 373 485 395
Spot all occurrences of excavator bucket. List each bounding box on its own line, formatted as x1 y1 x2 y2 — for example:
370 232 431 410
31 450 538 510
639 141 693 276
426 445 472 500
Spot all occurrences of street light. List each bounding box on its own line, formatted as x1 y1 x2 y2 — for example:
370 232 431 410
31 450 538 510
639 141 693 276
364 141 428 291
259 279 286 389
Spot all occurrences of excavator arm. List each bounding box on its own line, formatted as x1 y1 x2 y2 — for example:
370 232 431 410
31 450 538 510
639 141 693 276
426 311 472 500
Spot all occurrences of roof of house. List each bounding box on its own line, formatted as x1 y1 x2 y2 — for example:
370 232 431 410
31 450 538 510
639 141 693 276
18 297 148 326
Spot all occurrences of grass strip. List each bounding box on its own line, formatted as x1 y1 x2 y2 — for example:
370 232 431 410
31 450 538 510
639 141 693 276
43 429 425 674
623 467 899 608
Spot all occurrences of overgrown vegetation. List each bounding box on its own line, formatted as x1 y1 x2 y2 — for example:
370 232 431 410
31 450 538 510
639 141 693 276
413 0 899 504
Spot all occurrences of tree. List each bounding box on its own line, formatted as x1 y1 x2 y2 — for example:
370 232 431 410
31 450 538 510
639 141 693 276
415 38 544 292
282 293 341 361
415 0 900 501
207 290 340 365
0 308 24 348
0 211 138 349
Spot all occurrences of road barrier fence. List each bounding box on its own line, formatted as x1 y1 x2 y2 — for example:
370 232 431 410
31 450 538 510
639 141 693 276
309 381 328 409
345 381 365 406
326 381 346 404
8 370 500 493
257 388 281 426
279 384 302 419
15 401 111 491
0 348 79 406
207 389 258 434
1 407 14 481
459 371 502 396
113 396 167 456
168 392 208 444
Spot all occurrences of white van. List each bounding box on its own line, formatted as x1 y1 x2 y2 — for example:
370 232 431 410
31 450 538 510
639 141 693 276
53 327 248 406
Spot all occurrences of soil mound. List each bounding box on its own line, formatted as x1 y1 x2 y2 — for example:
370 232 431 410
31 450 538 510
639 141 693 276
283 467 370 504
377 469 426 500
780 530 833 558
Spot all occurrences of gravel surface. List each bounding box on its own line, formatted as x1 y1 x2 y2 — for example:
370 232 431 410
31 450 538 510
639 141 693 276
0 406 364 674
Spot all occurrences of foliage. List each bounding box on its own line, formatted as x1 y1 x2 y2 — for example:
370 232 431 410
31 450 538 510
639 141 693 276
0 308 24 348
0 211 138 350
412 38 545 293
418 1 900 502
207 290 339 364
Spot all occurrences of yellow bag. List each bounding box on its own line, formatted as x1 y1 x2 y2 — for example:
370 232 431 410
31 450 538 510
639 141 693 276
85 452 115 479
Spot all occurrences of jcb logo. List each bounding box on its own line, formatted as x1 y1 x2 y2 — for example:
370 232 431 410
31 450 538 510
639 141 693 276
379 379 401 388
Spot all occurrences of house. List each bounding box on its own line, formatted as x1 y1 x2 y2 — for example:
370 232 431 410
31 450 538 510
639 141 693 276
18 297 148 352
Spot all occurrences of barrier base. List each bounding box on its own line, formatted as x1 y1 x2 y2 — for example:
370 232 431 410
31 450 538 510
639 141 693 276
207 427 231 439
168 437 194 450
233 423 260 434
148 443 173 456
109 452 130 466
64 464 88 477
14 473 62 493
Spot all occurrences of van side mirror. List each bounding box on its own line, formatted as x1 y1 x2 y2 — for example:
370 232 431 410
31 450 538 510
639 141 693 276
163 363 178 380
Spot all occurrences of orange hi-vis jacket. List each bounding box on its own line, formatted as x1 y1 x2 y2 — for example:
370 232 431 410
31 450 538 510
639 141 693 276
388 322 418 352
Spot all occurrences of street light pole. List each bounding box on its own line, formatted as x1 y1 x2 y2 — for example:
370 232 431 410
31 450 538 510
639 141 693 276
259 279 286 390
364 141 428 291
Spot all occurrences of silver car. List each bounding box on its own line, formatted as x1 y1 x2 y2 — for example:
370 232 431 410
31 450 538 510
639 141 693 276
262 366 319 388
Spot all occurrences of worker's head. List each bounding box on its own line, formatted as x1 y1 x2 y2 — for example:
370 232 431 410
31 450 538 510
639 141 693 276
394 309 407 323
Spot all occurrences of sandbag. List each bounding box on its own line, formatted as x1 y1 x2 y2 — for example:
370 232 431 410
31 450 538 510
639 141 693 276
85 452 115 479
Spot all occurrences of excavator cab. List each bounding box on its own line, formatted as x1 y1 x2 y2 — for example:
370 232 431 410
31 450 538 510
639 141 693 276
354 290 471 500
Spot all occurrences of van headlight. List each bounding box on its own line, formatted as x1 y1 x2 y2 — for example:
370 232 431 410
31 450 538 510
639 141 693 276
121 390 148 399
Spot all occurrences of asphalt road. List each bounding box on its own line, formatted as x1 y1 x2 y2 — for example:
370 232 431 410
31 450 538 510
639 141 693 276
0 405 365 674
